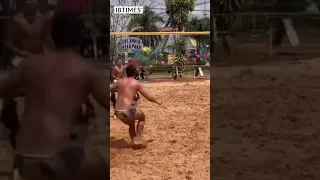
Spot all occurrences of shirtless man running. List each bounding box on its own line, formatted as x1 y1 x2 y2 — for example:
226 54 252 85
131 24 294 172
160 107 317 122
111 59 124 119
0 11 109 180
110 65 161 147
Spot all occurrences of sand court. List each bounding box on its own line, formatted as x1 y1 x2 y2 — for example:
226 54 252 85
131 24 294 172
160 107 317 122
212 59 320 180
110 80 210 180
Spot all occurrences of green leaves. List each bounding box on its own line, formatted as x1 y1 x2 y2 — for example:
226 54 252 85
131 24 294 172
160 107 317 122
165 0 195 31
187 17 210 53
128 6 164 49
172 37 188 55
173 53 188 66
110 36 117 58
187 17 210 39
171 37 188 66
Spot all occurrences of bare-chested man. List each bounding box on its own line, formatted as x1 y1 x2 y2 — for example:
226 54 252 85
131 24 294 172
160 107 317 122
5 0 53 68
112 59 125 81
110 65 161 147
0 11 109 180
1 0 53 138
0 1 54 178
111 59 124 119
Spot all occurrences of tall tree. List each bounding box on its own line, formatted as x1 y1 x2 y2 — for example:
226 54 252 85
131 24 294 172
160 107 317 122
171 37 188 66
127 6 164 49
165 0 195 31
110 25 118 61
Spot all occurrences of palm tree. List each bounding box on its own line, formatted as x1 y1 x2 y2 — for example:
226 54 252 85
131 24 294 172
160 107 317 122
187 17 210 54
171 37 188 66
127 6 164 49
110 35 117 62
165 0 195 31
212 0 243 55
165 0 195 68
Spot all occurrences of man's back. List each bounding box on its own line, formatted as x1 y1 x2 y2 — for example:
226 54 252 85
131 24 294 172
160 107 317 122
16 51 90 155
115 77 139 110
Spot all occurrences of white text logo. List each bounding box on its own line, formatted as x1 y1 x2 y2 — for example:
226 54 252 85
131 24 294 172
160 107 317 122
113 6 144 14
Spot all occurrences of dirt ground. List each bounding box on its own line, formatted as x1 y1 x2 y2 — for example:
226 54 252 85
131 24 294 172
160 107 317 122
211 58 320 180
0 70 210 180
110 80 210 180
3 46 320 179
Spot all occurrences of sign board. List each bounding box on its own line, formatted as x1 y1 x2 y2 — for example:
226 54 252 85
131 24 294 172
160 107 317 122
117 37 143 53
167 54 175 65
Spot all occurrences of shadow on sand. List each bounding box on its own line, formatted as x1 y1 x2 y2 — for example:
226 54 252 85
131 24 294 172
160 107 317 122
110 137 153 150
110 138 132 149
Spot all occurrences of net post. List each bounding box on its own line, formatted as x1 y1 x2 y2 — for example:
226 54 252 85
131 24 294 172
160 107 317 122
268 17 273 56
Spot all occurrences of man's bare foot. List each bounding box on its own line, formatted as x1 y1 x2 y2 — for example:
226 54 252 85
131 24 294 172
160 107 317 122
113 114 117 120
133 136 145 145
132 137 147 149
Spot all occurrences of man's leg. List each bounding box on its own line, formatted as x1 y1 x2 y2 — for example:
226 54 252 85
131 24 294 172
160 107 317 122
110 93 116 108
0 98 20 151
135 110 145 139
115 111 137 144
110 93 117 119
128 122 137 144
117 109 145 146
133 109 146 146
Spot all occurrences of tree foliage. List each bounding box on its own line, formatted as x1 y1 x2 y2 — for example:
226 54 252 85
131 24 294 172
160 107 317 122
165 0 195 31
171 37 188 66
110 36 117 60
187 17 210 53
127 6 164 49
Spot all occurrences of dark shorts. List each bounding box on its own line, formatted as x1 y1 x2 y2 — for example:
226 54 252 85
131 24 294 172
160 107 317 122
0 99 19 148
15 145 84 180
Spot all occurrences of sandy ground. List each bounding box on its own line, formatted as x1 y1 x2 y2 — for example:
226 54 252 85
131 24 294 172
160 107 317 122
4 52 320 180
110 81 210 180
211 58 320 180
0 69 210 180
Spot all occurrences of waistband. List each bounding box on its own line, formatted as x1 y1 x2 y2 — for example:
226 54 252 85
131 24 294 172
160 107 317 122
14 151 54 158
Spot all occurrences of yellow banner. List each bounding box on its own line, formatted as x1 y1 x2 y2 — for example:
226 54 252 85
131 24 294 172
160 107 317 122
167 54 175 65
